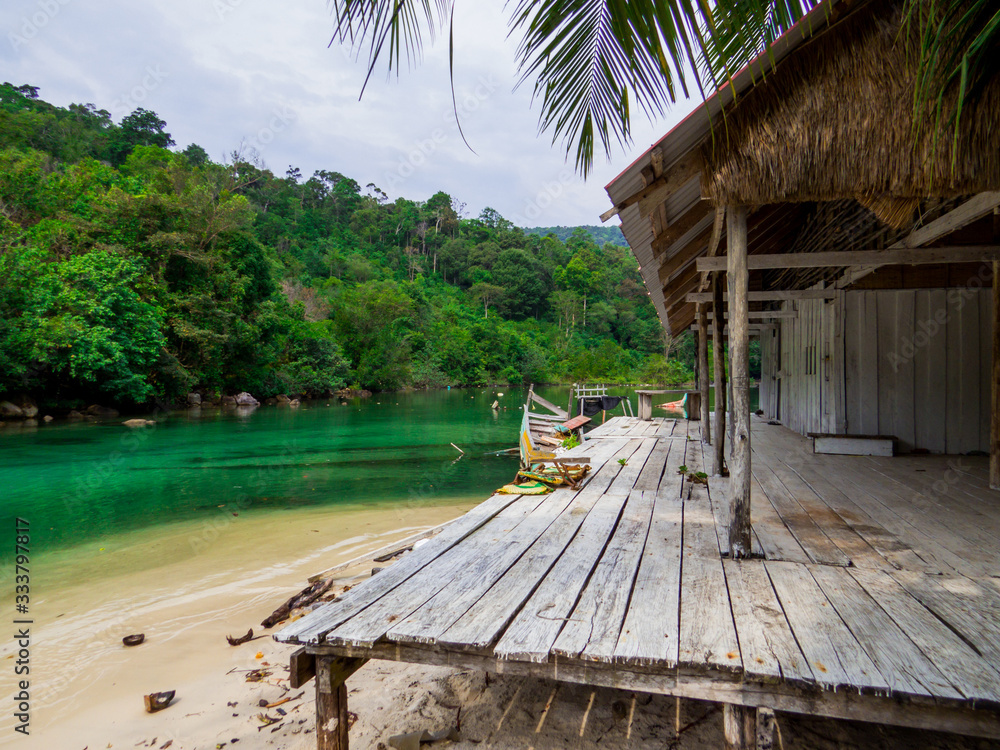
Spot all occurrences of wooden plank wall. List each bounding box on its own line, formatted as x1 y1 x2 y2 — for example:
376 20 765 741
841 288 992 453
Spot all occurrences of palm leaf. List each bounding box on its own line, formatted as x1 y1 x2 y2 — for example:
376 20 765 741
328 0 817 175
904 0 1000 170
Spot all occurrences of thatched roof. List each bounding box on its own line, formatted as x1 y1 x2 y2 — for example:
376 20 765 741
700 0 1000 224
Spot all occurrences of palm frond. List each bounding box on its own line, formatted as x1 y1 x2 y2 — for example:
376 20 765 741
330 0 453 93
904 0 1000 169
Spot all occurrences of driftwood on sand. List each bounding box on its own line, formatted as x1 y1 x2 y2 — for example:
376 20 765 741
261 578 335 629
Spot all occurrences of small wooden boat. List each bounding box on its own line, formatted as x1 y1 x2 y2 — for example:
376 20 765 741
655 392 688 412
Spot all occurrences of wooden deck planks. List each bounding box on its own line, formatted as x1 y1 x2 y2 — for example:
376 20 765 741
723 560 813 685
277 490 529 644
327 494 553 647
849 567 1000 703
396 441 629 649
614 489 683 667
553 489 657 661
678 555 742 673
752 461 851 566
766 561 889 692
282 415 1000 730
891 571 1000 668
809 564 962 699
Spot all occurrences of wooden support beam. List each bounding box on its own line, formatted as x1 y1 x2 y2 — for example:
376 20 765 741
724 704 758 750
727 205 752 559
687 290 836 303
712 273 727 474
290 647 317 689
315 656 368 750
697 245 1000 272
698 304 711 443
600 151 701 222
707 311 798 320
993 259 1000 490
840 191 1000 287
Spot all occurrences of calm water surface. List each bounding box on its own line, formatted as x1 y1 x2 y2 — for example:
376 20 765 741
1 384 753 565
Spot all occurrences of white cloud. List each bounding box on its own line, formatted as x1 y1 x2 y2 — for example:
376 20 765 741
0 0 699 226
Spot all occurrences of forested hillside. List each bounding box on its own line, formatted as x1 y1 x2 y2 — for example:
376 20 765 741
0 84 697 409
524 225 627 247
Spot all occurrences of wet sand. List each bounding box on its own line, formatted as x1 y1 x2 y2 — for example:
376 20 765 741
0 501 475 749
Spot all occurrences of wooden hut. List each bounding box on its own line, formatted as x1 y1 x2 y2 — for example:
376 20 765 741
603 0 1000 741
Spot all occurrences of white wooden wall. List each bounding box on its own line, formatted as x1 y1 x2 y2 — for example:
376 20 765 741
757 287 992 453
843 288 992 453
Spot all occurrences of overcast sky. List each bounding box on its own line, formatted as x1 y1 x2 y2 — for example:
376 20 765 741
2 0 700 227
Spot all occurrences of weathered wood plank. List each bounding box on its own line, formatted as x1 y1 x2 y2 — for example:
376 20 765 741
723 559 813 685
765 561 889 692
614 488 683 666
276 490 529 644
891 571 1000 667
553 489 657 661
752 461 850 566
396 441 628 648
849 567 1000 703
678 555 741 673
808 564 962 699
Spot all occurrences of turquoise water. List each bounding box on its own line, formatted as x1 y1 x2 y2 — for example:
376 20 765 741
1 384 753 563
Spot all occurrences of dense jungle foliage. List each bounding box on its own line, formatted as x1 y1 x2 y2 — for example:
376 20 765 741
0 83 720 409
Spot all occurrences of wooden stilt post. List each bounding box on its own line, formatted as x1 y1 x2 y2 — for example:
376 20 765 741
712 273 727 473
992 260 1000 490
727 205 752 558
724 704 758 750
698 303 711 442
315 656 367 750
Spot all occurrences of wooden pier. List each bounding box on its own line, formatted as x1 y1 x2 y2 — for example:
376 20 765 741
276 415 1000 747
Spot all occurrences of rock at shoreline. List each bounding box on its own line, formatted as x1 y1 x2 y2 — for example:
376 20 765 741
187 392 202 406
221 395 237 406
275 393 291 405
66 410 84 420
21 404 38 418
235 392 260 406
289 398 300 407
43 415 53 422
123 419 156 428
335 388 373 399
0 401 24 418
86 404 120 418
